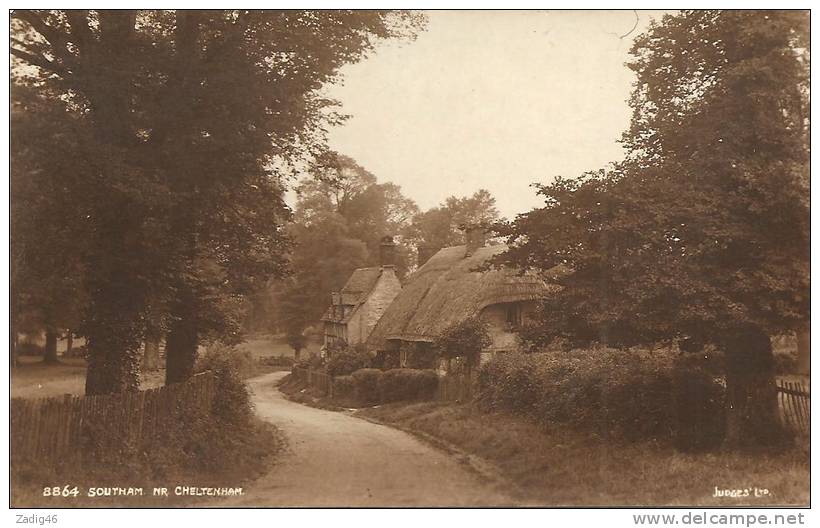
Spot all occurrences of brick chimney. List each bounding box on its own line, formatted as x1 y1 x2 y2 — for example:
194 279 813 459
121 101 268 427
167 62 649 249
417 246 437 267
464 224 488 256
379 235 396 267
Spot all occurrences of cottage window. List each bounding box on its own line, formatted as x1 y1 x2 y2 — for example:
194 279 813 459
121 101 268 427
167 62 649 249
505 303 523 328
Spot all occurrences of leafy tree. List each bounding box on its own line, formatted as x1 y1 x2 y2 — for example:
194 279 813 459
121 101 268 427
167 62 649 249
259 153 419 345
497 10 809 448
295 153 419 274
11 86 89 366
407 189 501 251
10 10 424 393
285 212 371 322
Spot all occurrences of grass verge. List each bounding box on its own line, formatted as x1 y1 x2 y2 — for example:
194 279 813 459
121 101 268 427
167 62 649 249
356 402 809 507
278 371 808 506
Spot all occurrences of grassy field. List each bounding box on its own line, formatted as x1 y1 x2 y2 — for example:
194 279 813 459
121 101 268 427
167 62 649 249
11 356 166 399
356 401 810 507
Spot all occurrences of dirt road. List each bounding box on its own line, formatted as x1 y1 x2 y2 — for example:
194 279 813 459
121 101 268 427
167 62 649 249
217 371 516 507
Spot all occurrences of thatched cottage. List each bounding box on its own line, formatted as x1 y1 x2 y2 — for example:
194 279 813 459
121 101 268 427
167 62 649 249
366 228 557 368
321 237 402 349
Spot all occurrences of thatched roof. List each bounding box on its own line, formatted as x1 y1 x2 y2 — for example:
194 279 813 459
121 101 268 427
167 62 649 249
321 267 384 324
366 244 558 350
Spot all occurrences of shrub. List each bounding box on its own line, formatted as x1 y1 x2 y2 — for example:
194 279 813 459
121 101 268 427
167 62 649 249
476 349 726 449
351 368 383 404
199 351 255 428
196 343 256 380
326 346 372 376
378 369 439 403
436 316 491 366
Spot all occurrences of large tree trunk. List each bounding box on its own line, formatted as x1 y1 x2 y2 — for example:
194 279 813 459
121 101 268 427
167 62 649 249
43 328 59 364
84 283 144 394
85 332 143 394
165 299 198 385
79 12 145 396
722 326 784 449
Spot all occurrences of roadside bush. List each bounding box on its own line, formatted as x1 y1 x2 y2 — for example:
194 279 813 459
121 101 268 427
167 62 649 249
476 349 726 449
378 369 438 403
326 347 372 376
196 343 256 380
351 368 383 404
197 348 255 428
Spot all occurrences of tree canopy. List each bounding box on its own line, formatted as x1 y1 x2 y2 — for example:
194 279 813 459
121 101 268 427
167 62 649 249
406 189 501 251
496 10 809 447
10 9 425 392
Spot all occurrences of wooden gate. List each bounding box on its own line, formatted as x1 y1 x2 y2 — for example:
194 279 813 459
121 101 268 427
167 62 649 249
776 378 810 435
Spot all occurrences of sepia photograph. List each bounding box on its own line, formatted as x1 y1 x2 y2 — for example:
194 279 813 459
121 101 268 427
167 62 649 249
7 7 811 514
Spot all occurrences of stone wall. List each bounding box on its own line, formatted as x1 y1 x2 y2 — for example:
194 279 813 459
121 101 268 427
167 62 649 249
356 267 402 345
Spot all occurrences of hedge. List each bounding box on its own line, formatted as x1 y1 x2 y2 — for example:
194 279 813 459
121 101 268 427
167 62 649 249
476 349 725 450
331 375 357 403
377 369 438 402
351 368 383 404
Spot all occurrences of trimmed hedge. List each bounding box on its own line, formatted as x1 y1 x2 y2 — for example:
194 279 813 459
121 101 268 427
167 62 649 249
340 368 439 405
351 368 383 404
331 375 357 402
477 349 725 450
378 369 438 403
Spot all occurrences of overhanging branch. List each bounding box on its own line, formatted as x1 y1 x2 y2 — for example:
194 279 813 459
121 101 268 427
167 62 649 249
10 46 68 76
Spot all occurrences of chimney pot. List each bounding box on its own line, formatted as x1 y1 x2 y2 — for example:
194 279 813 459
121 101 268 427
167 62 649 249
379 235 396 267
464 224 488 256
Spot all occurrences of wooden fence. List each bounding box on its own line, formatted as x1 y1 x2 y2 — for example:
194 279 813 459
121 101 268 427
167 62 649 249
776 378 810 435
435 372 475 402
291 367 333 396
10 371 216 463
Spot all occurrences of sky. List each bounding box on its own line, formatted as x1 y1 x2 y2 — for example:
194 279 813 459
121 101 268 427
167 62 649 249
323 10 670 219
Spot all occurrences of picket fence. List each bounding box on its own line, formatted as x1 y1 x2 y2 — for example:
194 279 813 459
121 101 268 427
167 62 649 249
10 371 216 463
776 378 810 435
